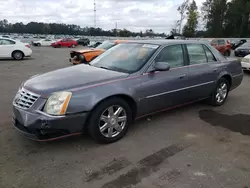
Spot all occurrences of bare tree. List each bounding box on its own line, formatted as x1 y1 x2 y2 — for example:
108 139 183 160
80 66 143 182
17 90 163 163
177 0 190 34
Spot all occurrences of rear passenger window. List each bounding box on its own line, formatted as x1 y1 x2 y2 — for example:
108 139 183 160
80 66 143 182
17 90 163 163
203 45 217 62
218 40 225 45
211 40 218 45
155 44 184 68
186 44 207 65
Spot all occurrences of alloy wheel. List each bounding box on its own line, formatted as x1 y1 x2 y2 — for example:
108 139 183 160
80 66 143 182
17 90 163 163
215 82 228 103
99 105 127 138
14 52 23 60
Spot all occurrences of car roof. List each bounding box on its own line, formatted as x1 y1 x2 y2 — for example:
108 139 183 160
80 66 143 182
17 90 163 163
123 39 209 46
0 37 15 40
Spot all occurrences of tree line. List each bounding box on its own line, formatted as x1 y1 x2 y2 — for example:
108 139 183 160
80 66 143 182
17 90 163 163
0 19 166 38
172 0 250 38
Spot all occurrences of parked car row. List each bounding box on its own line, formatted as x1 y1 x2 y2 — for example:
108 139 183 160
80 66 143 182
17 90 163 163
12 39 243 143
32 37 91 48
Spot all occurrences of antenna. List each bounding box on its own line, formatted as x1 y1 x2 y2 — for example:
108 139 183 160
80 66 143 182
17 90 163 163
94 0 96 28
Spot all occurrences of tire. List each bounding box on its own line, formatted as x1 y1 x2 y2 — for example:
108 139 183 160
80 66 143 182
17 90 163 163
37 43 41 47
208 78 230 106
12 51 24 60
71 44 76 48
88 97 132 144
57 44 61 48
224 50 230 57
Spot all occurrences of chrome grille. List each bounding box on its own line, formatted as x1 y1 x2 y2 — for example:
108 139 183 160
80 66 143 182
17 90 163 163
13 88 40 109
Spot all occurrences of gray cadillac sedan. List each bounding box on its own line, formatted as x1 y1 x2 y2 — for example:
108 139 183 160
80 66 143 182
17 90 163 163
12 40 243 143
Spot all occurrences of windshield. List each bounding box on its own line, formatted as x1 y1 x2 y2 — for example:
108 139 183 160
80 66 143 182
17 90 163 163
96 40 116 50
91 43 159 73
230 39 240 43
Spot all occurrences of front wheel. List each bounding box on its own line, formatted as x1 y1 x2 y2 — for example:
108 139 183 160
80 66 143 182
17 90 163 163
88 97 132 144
208 78 229 106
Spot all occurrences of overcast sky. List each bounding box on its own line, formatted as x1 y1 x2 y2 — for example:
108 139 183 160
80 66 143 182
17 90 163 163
0 0 205 33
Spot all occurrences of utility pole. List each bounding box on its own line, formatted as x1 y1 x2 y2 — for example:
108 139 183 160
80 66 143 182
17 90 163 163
115 22 118 37
94 0 96 28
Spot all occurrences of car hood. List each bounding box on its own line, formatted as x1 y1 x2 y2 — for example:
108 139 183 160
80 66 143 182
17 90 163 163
71 48 105 54
243 54 250 59
236 46 250 50
24 65 128 97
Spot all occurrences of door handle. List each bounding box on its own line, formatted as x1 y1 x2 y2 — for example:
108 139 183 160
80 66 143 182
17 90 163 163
179 74 186 79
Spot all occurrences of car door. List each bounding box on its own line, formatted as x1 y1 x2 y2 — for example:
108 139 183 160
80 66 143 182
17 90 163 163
44 39 51 46
186 43 219 100
66 39 72 47
60 39 66 47
137 44 190 116
0 39 16 57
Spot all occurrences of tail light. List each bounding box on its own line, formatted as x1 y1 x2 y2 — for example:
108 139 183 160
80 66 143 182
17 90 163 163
25 44 31 48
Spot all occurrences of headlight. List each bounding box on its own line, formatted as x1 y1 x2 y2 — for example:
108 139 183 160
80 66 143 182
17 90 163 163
242 58 250 63
79 55 85 61
44 91 72 115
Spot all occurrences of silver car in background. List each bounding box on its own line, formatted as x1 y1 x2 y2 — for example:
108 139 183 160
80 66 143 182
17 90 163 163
12 40 243 143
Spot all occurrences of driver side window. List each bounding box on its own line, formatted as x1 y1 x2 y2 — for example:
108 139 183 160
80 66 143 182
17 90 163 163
155 44 184 68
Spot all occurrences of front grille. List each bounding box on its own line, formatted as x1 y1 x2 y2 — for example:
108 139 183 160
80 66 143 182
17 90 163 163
13 88 40 109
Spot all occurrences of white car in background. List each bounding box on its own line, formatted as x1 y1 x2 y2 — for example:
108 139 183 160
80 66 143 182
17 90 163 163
0 37 32 60
32 39 57 46
241 55 250 71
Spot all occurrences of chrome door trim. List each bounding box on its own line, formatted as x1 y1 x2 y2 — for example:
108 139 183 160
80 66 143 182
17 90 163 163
232 73 243 78
145 81 215 99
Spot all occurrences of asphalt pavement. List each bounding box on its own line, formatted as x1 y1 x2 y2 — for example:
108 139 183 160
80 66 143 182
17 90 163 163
0 46 250 188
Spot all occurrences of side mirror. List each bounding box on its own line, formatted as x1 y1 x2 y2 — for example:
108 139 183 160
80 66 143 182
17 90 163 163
150 62 170 72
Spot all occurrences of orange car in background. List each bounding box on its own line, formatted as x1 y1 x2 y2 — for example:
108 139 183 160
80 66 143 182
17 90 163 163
69 40 127 65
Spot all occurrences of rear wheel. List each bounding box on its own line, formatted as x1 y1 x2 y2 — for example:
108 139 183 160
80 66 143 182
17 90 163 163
37 43 41 47
208 78 229 106
12 51 24 60
88 97 132 144
71 44 76 48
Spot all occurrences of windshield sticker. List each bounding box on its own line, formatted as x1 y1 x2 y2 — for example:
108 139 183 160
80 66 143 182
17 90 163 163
142 44 159 49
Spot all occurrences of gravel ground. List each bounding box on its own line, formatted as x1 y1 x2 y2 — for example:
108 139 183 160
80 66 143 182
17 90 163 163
0 46 250 188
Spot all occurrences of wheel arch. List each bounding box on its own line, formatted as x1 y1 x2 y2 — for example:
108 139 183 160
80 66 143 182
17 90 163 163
11 50 24 58
220 74 232 89
82 94 137 133
90 94 137 120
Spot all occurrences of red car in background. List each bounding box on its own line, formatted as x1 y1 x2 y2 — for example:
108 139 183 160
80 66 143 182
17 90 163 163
210 39 232 56
51 38 78 48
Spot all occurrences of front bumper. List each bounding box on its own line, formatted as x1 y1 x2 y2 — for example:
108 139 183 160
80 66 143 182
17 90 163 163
241 61 250 70
69 58 82 65
12 106 89 141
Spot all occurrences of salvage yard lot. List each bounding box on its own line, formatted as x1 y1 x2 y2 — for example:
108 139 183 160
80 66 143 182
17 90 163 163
1 47 250 188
